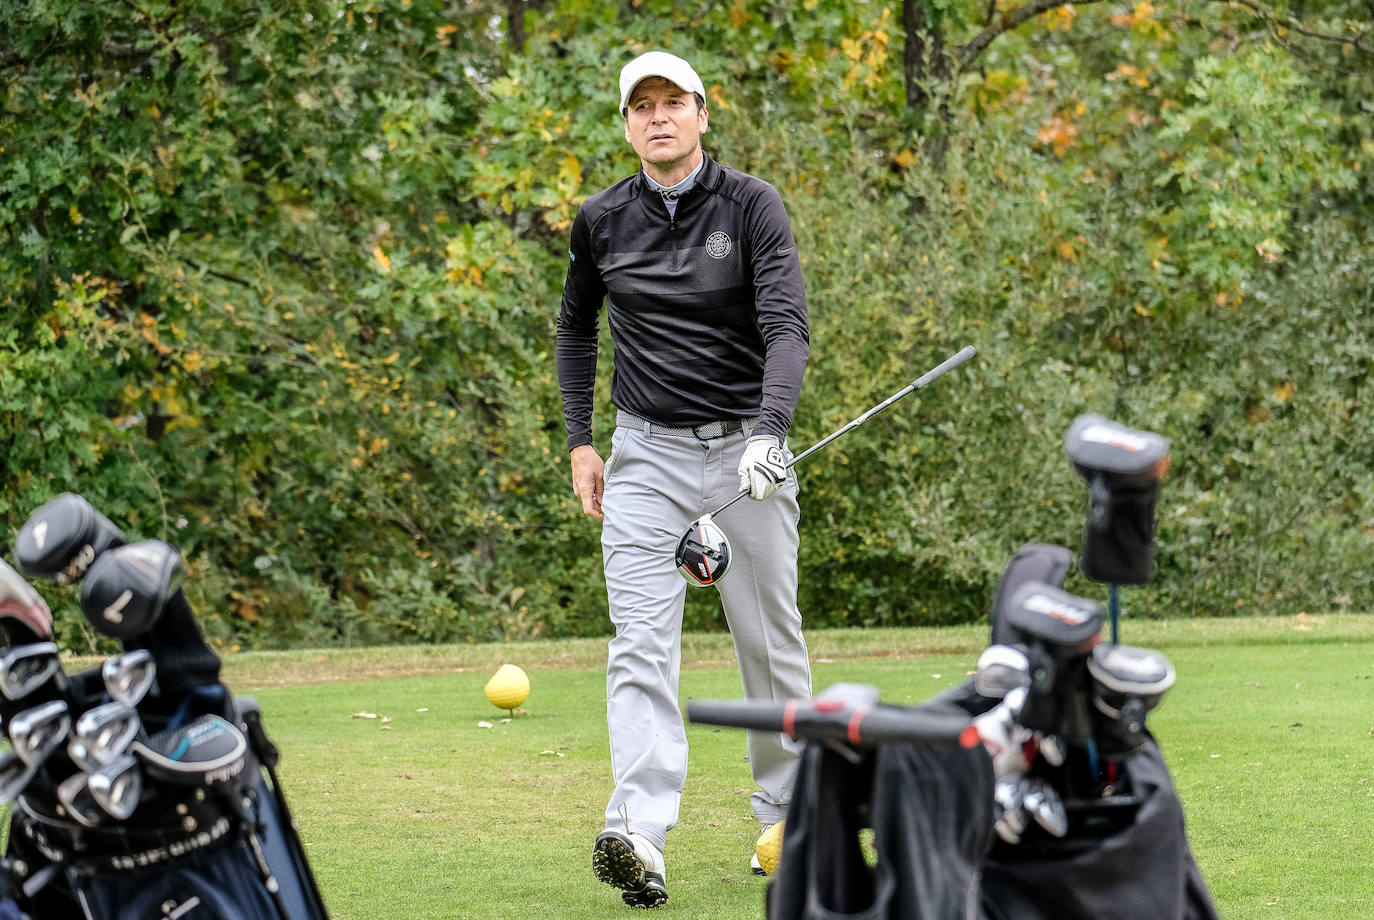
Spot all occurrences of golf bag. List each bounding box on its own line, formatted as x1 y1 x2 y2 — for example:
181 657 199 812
2 493 329 920
764 712 994 920
959 541 1218 920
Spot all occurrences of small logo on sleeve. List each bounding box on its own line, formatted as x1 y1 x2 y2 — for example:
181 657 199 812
706 231 732 259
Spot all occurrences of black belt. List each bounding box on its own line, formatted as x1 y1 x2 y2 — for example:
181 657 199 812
616 410 758 440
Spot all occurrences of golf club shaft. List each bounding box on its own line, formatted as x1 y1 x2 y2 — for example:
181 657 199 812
709 344 978 518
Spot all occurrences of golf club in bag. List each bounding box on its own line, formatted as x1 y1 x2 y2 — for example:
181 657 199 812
675 345 978 587
4 493 329 920
687 408 1216 920
938 542 1218 920
1063 414 1170 642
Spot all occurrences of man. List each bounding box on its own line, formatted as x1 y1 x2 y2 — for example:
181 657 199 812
555 50 813 909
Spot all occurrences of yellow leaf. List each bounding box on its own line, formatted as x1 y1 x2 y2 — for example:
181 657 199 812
383 351 399 364
1274 381 1295 402
372 246 392 273
68 206 83 225
893 149 918 169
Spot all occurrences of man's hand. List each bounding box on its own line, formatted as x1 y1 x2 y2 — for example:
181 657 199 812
737 435 787 500
570 444 606 521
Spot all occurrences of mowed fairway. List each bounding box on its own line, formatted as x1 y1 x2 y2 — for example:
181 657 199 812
215 616 1374 920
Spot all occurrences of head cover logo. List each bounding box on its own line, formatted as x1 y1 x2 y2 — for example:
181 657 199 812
706 231 732 259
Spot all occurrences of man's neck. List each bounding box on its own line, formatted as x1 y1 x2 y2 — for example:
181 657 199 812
642 148 704 189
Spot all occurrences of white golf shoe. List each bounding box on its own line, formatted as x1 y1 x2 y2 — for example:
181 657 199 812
593 829 668 909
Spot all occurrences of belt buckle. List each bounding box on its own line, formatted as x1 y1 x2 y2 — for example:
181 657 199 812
692 421 722 440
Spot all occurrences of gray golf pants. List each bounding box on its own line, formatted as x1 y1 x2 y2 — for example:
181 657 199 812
600 420 812 852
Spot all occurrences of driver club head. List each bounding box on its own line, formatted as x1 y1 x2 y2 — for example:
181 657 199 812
675 513 732 587
75 701 141 766
102 649 157 706
8 699 71 767
89 753 142 820
0 642 62 702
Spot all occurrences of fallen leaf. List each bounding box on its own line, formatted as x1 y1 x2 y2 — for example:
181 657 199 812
478 721 493 729
352 712 378 720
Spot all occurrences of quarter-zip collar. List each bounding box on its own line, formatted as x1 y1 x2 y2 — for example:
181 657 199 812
637 154 724 219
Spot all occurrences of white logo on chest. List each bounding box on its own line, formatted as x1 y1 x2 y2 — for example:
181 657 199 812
705 231 732 259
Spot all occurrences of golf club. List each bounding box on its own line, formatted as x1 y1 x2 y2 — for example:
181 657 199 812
974 644 1030 699
130 714 249 786
8 699 71 767
57 770 105 828
0 642 62 702
0 747 40 803
13 491 127 585
1022 777 1069 838
102 649 157 706
75 701 141 766
0 558 53 641
676 344 978 586
88 753 142 820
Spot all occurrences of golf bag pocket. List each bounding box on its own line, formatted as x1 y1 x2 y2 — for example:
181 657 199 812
1063 415 1170 585
73 839 284 920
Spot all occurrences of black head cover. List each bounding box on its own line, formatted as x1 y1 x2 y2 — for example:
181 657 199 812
79 540 185 639
988 544 1074 647
14 493 127 585
1064 415 1170 586
1088 643 1177 757
1006 582 1104 652
131 714 249 786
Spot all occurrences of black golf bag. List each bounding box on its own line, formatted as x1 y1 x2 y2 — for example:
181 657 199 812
962 541 1219 920
2 493 329 920
764 716 994 920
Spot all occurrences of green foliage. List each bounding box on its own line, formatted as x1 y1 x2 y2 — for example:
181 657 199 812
1 0 1370 650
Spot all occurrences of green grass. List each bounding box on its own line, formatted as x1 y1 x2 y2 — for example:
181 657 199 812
80 615 1374 918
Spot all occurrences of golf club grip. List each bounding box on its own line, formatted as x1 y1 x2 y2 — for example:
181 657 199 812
686 699 974 747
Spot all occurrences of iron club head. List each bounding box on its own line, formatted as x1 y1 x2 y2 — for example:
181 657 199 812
89 753 142 820
8 699 71 767
102 649 157 706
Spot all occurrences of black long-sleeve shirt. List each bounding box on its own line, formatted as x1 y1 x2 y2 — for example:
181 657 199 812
556 154 809 450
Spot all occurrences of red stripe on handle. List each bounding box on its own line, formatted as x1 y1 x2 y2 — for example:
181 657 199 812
782 700 798 739
848 706 871 745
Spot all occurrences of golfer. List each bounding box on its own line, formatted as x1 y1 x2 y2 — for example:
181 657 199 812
556 50 813 909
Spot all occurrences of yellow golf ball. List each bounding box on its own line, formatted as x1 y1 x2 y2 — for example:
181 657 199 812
755 819 785 876
484 664 530 711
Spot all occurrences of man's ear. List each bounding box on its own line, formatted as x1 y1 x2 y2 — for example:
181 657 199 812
624 119 632 144
699 106 709 134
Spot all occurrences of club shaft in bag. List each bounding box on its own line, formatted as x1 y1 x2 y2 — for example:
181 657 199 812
687 698 976 747
709 345 977 519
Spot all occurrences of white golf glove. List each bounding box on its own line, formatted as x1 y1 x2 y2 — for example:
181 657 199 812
737 436 788 500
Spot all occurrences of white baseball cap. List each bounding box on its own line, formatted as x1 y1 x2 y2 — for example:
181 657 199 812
618 51 706 115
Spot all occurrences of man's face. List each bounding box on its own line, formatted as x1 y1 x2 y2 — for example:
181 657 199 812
623 77 708 177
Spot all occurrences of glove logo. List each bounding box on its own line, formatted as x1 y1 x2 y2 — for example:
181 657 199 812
706 231 732 259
